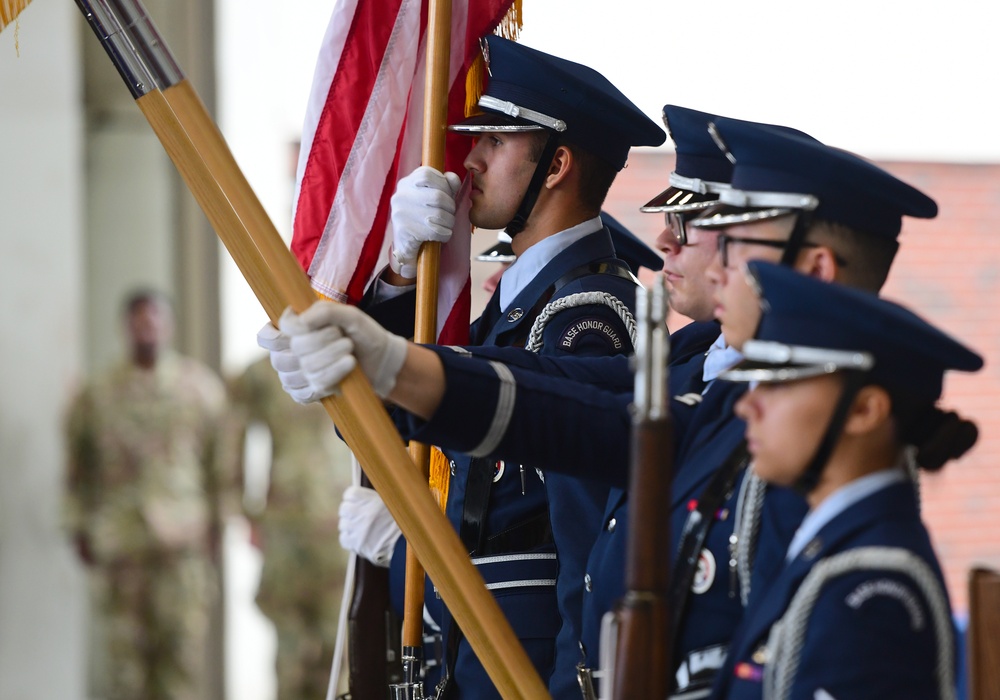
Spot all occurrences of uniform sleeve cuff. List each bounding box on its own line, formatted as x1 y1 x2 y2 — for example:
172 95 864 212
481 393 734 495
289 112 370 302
400 346 513 456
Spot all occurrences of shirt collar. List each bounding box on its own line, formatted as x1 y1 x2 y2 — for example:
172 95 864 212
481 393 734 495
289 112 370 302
702 333 743 385
785 467 909 562
498 216 603 312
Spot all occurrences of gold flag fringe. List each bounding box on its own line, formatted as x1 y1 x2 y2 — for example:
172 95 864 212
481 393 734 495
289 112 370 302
465 0 523 117
429 446 451 511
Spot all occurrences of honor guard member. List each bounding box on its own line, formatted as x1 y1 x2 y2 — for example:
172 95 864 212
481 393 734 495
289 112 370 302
316 34 666 699
575 105 741 691
709 260 980 700
664 116 939 696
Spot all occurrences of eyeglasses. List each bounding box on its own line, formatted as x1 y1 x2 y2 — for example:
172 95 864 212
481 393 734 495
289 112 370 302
717 233 808 268
665 211 695 246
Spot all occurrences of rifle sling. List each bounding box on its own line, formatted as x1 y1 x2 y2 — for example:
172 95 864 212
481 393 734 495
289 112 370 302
668 440 750 661
460 458 556 553
459 457 495 554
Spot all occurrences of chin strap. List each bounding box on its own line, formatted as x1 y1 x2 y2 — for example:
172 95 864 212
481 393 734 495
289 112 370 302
792 371 869 496
504 134 560 236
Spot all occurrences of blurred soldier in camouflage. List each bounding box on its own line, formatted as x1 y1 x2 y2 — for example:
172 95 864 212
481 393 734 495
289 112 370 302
64 288 229 700
228 354 352 700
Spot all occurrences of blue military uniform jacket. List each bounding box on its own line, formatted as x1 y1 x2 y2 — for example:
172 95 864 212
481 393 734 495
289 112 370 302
666 378 750 686
404 321 720 693
374 226 644 698
420 331 807 693
710 479 954 700
575 321 719 678
667 375 811 695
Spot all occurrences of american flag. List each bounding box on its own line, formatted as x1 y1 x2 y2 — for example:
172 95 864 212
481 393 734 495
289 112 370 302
291 0 519 345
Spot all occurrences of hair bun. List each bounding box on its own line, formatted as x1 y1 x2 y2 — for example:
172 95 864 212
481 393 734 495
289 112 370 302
914 409 979 471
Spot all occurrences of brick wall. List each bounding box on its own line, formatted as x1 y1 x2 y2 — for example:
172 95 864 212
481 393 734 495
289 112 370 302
603 152 1000 613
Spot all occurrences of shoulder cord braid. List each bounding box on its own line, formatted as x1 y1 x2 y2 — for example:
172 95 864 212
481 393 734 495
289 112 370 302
732 467 767 607
524 291 638 353
763 546 955 700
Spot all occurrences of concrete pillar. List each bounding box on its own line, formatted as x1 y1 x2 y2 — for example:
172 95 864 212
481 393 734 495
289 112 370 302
0 2 87 698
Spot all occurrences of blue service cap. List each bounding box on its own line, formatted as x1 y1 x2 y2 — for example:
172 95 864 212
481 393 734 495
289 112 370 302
450 35 665 170
476 231 516 263
641 108 820 214
640 106 733 213
475 212 662 273
692 118 937 238
722 261 982 401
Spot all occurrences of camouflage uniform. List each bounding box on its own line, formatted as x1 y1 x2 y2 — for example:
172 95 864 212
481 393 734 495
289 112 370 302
64 350 228 700
229 356 352 700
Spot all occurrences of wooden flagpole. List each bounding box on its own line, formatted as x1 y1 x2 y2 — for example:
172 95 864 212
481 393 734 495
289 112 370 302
74 1 548 696
400 0 453 681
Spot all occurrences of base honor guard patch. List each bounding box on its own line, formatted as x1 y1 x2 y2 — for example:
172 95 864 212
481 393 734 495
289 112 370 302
559 316 624 351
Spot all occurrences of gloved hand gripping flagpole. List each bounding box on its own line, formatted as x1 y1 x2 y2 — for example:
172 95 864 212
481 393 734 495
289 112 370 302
73 1 549 697
396 0 454 697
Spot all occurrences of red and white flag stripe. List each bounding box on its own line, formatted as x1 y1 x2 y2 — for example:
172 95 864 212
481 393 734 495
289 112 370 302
292 0 516 345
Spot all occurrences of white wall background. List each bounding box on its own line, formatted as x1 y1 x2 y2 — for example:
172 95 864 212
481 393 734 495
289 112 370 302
0 2 87 698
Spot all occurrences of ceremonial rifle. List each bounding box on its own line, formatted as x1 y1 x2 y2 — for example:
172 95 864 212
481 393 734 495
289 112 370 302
347 465 404 698
74 1 549 696
969 567 1000 699
607 274 673 700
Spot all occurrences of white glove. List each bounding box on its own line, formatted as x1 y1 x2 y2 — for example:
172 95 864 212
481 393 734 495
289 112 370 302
256 322 334 404
389 166 462 278
338 485 401 568
279 302 408 399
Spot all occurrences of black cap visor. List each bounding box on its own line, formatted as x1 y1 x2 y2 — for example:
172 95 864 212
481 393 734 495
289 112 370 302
476 240 516 263
640 185 720 213
449 112 546 133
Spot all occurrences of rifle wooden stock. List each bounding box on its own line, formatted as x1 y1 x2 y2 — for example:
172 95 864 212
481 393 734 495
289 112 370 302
968 567 1000 699
76 2 550 696
613 277 672 700
613 418 673 700
347 471 404 697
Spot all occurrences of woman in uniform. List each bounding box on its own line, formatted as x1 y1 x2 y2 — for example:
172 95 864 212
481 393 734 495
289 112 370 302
711 260 981 700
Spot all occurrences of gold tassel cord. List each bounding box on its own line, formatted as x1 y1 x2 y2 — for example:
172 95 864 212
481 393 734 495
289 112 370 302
0 0 31 34
429 446 451 511
464 0 523 117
